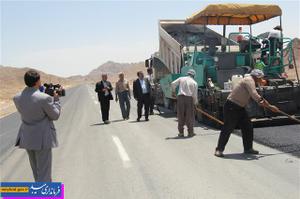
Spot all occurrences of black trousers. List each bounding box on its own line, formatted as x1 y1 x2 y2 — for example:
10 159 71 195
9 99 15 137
137 93 150 119
149 94 155 113
100 98 110 122
269 37 282 57
216 100 253 152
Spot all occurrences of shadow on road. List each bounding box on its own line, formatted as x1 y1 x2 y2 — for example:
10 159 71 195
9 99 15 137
197 132 219 136
128 120 150 123
90 119 126 126
222 150 300 160
158 112 177 119
165 131 219 140
194 122 219 131
258 150 300 158
165 136 194 140
90 123 106 126
110 119 126 123
222 153 259 160
155 107 176 119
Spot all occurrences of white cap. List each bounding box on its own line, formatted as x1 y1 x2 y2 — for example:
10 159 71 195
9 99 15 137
187 69 196 77
250 69 264 78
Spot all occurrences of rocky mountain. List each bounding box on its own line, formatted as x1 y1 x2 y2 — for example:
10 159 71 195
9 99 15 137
88 61 133 76
0 65 84 96
86 61 146 83
0 65 84 117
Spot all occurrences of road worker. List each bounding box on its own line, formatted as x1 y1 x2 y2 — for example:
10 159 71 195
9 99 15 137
171 69 198 137
215 69 279 157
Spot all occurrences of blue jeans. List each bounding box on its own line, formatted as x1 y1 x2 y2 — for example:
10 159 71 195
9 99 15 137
118 91 130 119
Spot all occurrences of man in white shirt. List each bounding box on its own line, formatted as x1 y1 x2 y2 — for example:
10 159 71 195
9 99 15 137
268 26 281 39
171 69 198 137
268 25 282 57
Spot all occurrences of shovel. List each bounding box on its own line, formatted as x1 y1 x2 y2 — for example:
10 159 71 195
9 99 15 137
267 105 300 124
195 106 224 125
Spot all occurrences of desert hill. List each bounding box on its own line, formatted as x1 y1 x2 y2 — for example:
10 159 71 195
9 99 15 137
0 66 84 117
86 61 146 83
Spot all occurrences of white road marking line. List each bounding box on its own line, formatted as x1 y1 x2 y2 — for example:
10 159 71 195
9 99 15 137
112 135 131 168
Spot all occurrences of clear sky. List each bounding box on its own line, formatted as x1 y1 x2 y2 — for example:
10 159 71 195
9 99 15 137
1 0 300 77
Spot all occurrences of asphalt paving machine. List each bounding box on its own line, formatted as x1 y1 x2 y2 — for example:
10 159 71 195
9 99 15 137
145 4 300 127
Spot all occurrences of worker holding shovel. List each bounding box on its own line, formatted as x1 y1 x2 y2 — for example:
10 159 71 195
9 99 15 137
215 69 279 157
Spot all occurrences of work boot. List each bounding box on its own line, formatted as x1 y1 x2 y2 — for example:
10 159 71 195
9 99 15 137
187 129 195 137
214 150 224 157
178 133 184 138
244 148 259 155
145 117 149 121
136 118 140 122
188 133 196 137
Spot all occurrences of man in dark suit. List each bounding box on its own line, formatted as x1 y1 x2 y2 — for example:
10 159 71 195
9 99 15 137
13 69 61 182
95 74 113 124
133 71 151 122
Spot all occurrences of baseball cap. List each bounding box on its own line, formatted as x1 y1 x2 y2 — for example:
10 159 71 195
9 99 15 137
250 69 264 78
187 69 196 77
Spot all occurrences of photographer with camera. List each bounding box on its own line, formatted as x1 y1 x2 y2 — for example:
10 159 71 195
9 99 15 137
13 69 61 182
44 83 65 97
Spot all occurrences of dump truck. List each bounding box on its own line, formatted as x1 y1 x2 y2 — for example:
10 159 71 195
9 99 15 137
145 3 300 127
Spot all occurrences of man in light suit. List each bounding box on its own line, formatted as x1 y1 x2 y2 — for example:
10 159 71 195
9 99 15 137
13 69 61 182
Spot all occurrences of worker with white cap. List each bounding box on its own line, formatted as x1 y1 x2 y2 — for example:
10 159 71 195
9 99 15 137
171 69 198 137
215 69 279 157
268 25 282 57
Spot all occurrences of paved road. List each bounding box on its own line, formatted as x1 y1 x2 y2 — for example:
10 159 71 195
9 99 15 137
0 86 79 162
240 125 300 157
1 85 299 199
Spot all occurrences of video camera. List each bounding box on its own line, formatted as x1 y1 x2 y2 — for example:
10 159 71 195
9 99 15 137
44 83 66 97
